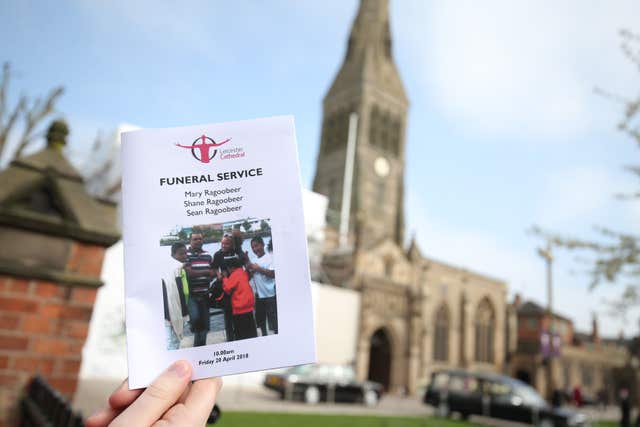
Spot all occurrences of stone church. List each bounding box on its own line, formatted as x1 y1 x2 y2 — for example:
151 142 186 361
313 0 513 394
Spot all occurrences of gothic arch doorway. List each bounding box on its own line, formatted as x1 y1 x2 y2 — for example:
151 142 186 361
368 328 391 391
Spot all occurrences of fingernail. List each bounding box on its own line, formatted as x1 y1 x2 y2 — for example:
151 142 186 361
169 360 190 378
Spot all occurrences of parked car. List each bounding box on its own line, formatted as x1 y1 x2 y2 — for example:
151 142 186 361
423 370 591 427
263 364 383 406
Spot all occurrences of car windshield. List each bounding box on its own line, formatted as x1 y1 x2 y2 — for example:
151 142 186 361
287 364 356 382
431 372 450 390
516 385 547 408
288 365 315 376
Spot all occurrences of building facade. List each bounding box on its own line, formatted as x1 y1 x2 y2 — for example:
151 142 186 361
510 299 628 402
0 121 119 424
313 0 513 394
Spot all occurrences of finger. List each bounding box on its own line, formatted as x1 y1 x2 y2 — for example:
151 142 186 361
183 377 223 421
178 381 192 404
85 406 120 427
160 378 222 427
108 378 144 409
86 379 138 427
110 360 193 427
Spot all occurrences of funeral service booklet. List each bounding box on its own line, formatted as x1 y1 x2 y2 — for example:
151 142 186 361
121 116 316 389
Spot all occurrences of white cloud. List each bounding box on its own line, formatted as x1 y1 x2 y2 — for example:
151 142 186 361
535 167 618 226
627 201 640 234
71 0 233 62
396 0 640 141
532 165 640 234
405 189 541 298
405 188 638 336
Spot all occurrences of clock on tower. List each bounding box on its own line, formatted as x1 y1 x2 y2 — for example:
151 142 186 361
312 0 409 251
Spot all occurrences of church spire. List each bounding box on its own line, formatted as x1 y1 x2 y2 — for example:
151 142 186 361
325 0 408 106
313 0 409 250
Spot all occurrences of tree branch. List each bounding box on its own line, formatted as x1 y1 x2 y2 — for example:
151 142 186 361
0 96 26 159
12 86 64 159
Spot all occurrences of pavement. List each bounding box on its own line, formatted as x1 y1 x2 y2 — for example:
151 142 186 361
217 385 432 417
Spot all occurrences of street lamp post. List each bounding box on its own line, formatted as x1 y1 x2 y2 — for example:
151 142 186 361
537 241 555 401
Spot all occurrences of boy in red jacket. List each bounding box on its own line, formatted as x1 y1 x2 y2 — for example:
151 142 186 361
222 254 257 340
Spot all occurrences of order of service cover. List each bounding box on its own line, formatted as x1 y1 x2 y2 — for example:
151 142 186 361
121 116 316 389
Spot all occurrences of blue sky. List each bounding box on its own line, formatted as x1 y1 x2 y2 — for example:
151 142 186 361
2 0 639 336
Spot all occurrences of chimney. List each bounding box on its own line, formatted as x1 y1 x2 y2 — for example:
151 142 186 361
513 293 522 308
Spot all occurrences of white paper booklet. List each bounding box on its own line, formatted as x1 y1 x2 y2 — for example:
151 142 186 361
121 116 316 389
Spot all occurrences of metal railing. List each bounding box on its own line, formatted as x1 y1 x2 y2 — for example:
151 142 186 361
20 376 84 427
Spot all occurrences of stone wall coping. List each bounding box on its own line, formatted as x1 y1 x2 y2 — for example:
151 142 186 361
0 209 120 247
0 259 103 288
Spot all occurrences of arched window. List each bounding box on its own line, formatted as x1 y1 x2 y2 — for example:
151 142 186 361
376 178 386 206
369 107 381 149
474 298 495 363
322 109 351 155
433 304 449 361
383 23 392 59
383 256 394 278
369 106 400 156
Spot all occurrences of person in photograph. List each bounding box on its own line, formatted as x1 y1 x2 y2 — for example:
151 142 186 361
211 234 247 341
185 232 214 347
171 243 191 332
231 228 249 260
221 254 257 340
248 236 277 335
161 243 190 350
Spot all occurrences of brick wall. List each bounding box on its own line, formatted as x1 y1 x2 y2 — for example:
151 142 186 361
0 242 104 424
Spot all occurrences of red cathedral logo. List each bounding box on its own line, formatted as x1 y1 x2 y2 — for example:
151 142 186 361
175 134 231 164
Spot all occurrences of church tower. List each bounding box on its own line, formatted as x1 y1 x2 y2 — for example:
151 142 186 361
312 0 409 250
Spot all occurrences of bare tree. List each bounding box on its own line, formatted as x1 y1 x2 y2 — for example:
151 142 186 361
532 30 640 317
0 62 64 161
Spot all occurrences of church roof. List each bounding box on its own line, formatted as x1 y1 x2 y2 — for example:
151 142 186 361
325 0 408 107
0 120 120 246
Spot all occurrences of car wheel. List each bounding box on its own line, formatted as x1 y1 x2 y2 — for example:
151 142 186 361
363 389 378 406
437 401 450 418
538 418 554 427
304 386 320 404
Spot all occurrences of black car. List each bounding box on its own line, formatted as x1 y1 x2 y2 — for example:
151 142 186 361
423 370 591 427
264 364 383 406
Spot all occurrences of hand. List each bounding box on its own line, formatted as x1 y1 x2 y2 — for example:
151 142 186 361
86 360 222 427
